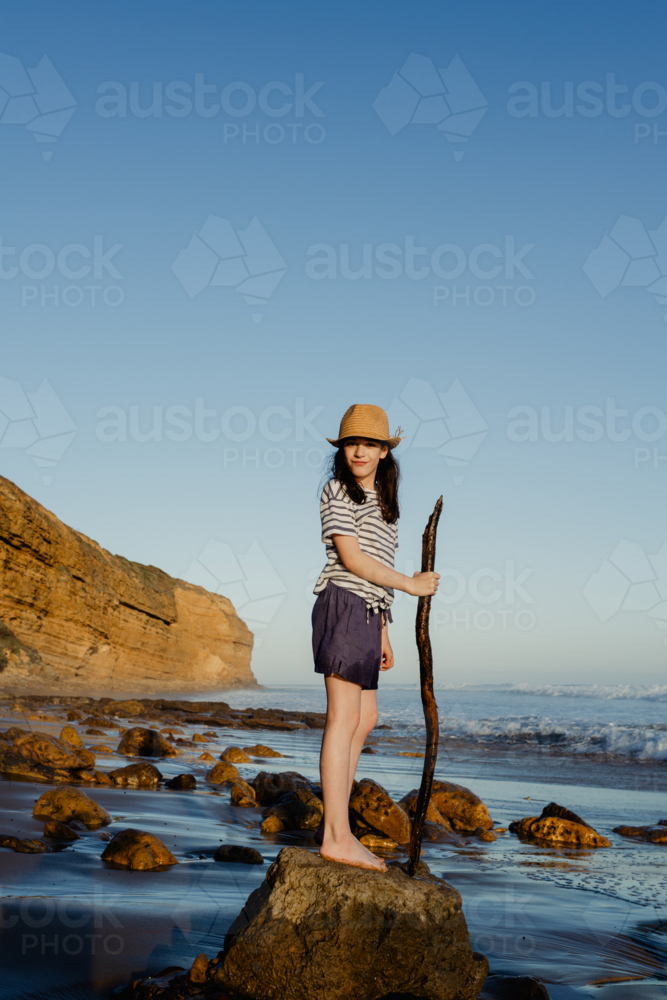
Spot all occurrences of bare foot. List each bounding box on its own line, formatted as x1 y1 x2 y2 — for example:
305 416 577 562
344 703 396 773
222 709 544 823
320 831 387 872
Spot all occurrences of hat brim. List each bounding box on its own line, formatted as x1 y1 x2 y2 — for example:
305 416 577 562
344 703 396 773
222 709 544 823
327 436 401 450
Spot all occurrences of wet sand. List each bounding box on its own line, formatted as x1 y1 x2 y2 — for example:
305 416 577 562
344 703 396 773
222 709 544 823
0 699 666 1000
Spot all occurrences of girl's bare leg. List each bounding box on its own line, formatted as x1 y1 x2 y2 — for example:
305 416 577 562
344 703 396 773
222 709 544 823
320 675 386 870
348 688 378 791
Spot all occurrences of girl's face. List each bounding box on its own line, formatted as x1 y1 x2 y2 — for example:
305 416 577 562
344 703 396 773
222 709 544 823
343 438 389 484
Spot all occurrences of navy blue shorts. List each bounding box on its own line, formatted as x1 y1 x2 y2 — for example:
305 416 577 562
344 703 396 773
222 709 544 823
312 583 391 691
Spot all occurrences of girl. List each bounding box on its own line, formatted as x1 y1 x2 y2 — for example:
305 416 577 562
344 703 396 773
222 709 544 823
312 403 440 871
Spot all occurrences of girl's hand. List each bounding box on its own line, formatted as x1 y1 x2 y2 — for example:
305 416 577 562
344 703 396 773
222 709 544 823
408 571 441 597
381 631 394 671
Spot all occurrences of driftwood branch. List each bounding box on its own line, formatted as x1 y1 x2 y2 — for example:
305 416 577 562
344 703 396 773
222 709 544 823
407 496 443 877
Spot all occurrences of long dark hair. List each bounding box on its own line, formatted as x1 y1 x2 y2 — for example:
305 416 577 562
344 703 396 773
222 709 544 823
327 441 400 524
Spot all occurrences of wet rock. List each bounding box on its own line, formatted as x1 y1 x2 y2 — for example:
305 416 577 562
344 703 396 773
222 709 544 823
397 750 425 757
0 834 51 853
3 726 29 740
109 762 163 788
220 746 252 763
0 731 95 782
481 974 550 999
214 844 263 864
59 725 84 747
252 770 316 806
245 743 283 758
43 820 81 840
207 761 241 784
231 781 257 807
349 778 411 845
192 733 209 743
66 709 82 721
14 837 51 853
77 769 98 782
93 770 114 785
430 780 493 833
117 726 179 758
472 827 496 842
87 744 114 753
33 786 111 828
261 792 323 833
217 846 488 1000
540 801 591 828
188 953 210 984
198 751 215 761
400 789 454 831
613 823 667 844
165 773 196 790
359 833 398 850
421 820 466 845
104 699 144 716
361 746 376 754
510 804 610 848
101 828 178 869
85 728 107 736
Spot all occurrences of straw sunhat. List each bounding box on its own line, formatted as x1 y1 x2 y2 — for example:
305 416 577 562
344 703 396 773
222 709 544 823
327 404 404 449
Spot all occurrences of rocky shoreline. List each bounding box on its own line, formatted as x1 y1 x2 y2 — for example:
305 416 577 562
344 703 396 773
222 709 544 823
1 693 666 998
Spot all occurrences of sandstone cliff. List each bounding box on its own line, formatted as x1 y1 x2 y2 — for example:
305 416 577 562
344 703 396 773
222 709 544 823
0 476 256 695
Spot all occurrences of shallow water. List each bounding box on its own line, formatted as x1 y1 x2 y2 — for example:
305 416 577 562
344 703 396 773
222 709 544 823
0 693 666 999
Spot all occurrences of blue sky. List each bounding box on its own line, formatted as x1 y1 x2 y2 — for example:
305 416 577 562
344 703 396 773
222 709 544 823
2 0 667 686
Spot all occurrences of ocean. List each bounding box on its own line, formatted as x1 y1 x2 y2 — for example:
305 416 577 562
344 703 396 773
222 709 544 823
212 683 667 763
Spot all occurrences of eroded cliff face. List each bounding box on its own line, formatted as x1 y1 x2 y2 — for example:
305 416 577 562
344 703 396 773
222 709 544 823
0 476 256 694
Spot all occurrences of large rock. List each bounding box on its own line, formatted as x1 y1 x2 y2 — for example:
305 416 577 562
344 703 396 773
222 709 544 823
207 761 241 784
231 780 257 807
109 762 163 788
400 788 454 831
261 792 323 833
59 725 84 747
245 744 283 758
349 778 411 845
33 786 111 827
220 745 252 763
430 781 493 833
0 731 95 782
510 803 610 848
104 699 144 716
0 475 255 694
252 770 316 806
117 726 179 758
216 847 488 1000
101 828 177 869
613 823 667 844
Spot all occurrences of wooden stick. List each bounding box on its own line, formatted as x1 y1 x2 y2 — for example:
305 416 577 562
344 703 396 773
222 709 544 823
406 496 443 877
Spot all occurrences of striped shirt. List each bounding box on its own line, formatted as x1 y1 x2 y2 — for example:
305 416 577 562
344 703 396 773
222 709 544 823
314 478 399 612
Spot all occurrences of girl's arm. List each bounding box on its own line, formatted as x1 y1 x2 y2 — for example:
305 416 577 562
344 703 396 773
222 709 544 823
332 535 439 596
